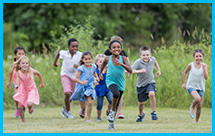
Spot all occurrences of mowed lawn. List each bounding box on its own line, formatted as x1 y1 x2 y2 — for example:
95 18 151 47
3 105 212 133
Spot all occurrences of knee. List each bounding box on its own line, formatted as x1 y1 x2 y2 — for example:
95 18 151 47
88 100 93 107
65 92 71 98
97 104 102 111
112 92 120 99
149 92 155 98
18 104 23 109
195 97 201 104
139 102 144 106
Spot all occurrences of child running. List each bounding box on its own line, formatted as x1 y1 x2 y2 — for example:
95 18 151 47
94 54 112 121
53 38 82 119
12 56 44 123
70 51 99 122
6 47 26 118
100 40 132 130
182 48 208 123
131 46 161 122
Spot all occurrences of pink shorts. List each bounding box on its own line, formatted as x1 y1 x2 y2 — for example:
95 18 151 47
61 75 76 94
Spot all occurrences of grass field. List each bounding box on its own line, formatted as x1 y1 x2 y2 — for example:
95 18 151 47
3 105 212 133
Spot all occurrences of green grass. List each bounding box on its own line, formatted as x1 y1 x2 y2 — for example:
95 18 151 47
3 105 212 133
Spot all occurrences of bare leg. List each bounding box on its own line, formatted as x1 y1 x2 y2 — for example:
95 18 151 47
97 110 102 119
80 101 86 110
138 101 144 116
86 96 93 121
117 95 123 113
149 91 156 112
65 92 72 111
195 97 204 123
107 103 111 113
112 97 119 112
18 103 25 123
190 91 201 115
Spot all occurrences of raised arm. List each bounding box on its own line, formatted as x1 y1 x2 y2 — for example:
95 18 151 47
154 60 161 78
33 69 44 88
182 63 191 89
201 63 208 80
121 56 132 73
53 51 60 67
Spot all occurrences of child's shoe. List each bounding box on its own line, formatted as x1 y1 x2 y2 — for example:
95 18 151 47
67 111 74 119
189 104 195 119
108 121 115 130
96 118 102 122
151 111 158 120
15 109 20 118
79 109 85 118
117 113 125 119
107 110 116 122
61 107 68 118
28 107 34 114
136 112 145 122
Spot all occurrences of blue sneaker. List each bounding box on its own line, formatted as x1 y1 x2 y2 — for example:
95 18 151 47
151 111 158 120
136 112 145 122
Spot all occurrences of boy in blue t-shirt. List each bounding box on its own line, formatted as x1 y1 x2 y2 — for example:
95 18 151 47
131 46 161 122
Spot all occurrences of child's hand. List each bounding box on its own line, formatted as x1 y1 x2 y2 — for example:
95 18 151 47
182 83 186 89
201 63 207 68
114 58 123 66
82 80 88 85
6 82 11 89
73 64 78 69
94 81 99 86
140 68 146 73
40 83 44 88
156 71 161 78
99 73 103 80
53 60 60 67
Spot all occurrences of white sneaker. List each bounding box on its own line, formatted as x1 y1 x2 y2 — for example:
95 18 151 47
108 121 115 130
61 107 68 118
107 110 116 122
67 111 74 119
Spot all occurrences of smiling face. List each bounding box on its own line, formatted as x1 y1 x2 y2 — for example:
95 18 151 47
14 49 26 60
19 58 30 71
83 54 93 67
68 41 79 54
193 52 204 64
140 50 151 63
109 42 122 56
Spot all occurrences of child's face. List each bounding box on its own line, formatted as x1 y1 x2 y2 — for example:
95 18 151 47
15 50 26 60
140 50 151 63
110 42 122 56
19 58 30 71
83 55 93 67
68 41 78 54
194 52 204 64
96 58 104 68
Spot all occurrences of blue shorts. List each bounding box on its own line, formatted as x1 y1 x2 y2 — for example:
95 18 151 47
187 88 204 97
136 83 156 102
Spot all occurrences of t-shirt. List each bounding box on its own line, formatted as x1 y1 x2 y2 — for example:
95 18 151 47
131 57 156 87
59 50 82 79
104 49 128 57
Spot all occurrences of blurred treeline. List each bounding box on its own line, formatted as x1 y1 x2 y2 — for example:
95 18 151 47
3 3 212 56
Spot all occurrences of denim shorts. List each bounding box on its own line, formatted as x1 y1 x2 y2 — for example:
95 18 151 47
187 88 204 97
136 83 156 102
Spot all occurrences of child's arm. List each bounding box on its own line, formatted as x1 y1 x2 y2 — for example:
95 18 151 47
118 56 132 73
131 68 146 74
53 51 60 67
75 71 88 85
99 56 109 80
14 72 19 93
33 69 44 88
154 60 161 78
201 63 208 80
182 63 191 89
6 71 13 89
93 71 100 82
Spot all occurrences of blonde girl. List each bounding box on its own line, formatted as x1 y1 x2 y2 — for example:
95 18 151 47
13 56 44 122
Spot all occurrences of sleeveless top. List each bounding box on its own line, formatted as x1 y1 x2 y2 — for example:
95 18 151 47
106 55 125 91
186 62 205 91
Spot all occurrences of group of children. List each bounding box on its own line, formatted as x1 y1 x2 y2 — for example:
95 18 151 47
6 36 208 130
